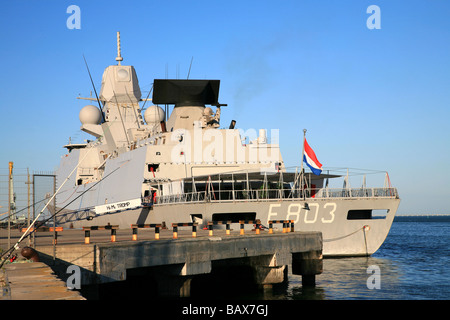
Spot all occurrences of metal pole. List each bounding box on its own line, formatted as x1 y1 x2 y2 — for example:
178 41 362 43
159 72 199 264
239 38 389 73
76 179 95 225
27 168 31 246
232 173 235 201
53 175 56 262
8 162 12 249
300 129 306 199
246 170 249 199
300 129 306 173
32 174 35 247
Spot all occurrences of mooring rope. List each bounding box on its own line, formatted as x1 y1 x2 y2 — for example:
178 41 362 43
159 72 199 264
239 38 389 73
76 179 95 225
323 225 367 242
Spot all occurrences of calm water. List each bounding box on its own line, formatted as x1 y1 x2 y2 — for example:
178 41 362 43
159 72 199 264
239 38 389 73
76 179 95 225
277 216 450 300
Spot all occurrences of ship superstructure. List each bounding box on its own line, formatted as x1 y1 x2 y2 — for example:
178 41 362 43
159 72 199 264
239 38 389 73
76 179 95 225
54 33 400 256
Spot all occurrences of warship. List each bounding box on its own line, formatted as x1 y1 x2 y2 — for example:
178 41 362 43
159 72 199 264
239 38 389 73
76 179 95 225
54 32 400 256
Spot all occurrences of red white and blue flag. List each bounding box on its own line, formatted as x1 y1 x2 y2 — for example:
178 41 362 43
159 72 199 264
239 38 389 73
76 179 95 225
303 139 322 175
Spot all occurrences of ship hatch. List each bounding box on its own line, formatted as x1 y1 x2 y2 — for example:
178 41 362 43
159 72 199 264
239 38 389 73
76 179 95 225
347 209 388 220
212 212 256 223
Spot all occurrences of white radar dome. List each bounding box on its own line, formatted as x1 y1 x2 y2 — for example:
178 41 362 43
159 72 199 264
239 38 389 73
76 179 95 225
144 105 165 124
79 105 102 125
203 107 213 116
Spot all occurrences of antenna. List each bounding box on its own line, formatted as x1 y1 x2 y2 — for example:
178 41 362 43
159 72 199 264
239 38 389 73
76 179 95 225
140 83 154 111
187 56 194 79
116 31 123 65
83 54 106 122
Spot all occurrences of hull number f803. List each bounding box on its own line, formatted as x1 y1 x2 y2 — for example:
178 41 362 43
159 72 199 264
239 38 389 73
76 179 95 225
268 202 337 224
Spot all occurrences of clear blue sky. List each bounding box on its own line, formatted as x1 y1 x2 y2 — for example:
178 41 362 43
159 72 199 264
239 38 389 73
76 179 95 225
0 0 449 214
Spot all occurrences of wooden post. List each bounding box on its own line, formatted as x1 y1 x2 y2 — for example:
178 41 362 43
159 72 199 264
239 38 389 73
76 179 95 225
173 225 178 239
132 227 138 241
155 226 160 240
84 229 90 244
209 223 213 236
111 228 116 242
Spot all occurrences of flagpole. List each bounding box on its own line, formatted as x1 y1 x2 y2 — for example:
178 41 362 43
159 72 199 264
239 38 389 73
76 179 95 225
300 129 306 198
300 129 306 173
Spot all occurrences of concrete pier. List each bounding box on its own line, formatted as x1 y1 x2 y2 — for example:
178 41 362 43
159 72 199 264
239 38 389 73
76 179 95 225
35 230 323 298
0 262 85 300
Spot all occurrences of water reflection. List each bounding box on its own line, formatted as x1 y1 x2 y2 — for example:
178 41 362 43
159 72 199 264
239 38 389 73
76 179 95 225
285 256 404 300
229 221 449 300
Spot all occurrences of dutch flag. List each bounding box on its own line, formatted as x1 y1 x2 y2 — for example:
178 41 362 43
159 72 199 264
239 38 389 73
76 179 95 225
303 138 323 175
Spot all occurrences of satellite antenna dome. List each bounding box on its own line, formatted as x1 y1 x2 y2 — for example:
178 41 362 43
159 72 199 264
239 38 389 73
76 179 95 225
79 105 102 125
203 107 213 116
144 105 165 124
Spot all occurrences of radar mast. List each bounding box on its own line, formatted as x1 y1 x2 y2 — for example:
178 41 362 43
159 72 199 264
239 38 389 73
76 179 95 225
116 31 123 66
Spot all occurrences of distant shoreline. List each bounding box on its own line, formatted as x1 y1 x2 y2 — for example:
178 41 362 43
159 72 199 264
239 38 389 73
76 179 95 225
393 214 450 222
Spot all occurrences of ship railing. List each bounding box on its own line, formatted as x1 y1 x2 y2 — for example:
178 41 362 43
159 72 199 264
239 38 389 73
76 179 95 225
156 192 206 205
78 167 95 175
154 187 398 205
318 187 399 198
